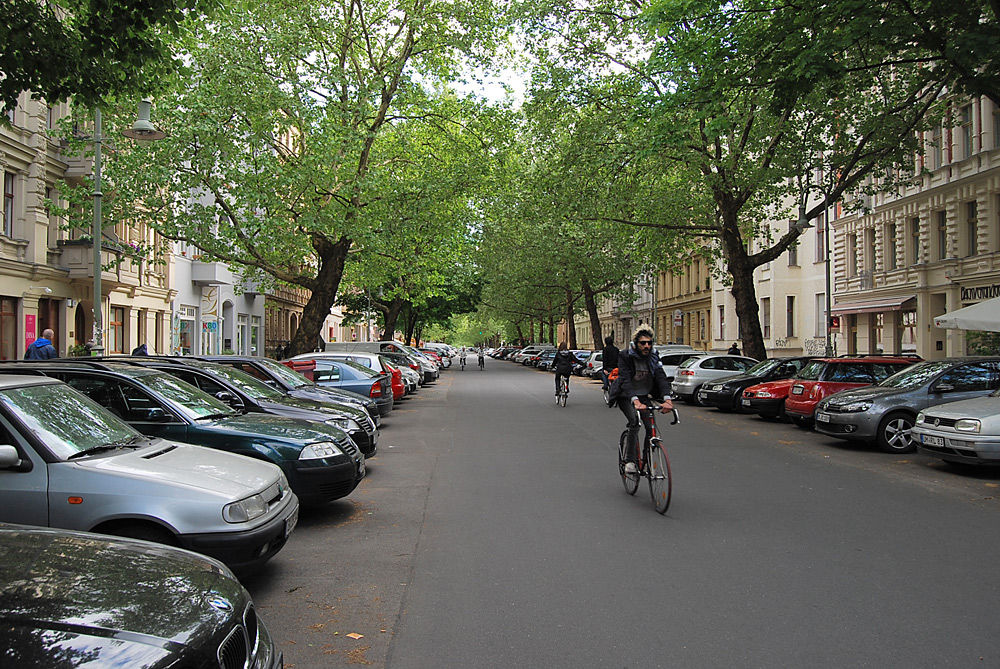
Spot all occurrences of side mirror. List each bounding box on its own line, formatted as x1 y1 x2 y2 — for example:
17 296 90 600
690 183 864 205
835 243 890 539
215 391 242 408
0 444 31 472
138 407 171 422
933 382 956 394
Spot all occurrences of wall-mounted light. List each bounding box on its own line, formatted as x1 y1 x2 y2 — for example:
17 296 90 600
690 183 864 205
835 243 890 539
66 298 76 308
22 286 52 296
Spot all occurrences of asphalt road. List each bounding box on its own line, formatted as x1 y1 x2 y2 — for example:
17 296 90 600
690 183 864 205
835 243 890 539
246 360 1000 668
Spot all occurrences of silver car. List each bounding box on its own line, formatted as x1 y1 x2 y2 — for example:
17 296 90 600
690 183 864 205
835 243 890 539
912 393 1000 464
672 354 758 404
0 375 299 575
814 358 1000 454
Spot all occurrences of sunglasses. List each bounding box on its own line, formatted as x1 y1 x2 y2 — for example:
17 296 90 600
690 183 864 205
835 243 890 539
637 340 653 346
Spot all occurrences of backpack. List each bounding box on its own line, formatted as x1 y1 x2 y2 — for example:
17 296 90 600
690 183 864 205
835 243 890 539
605 368 620 408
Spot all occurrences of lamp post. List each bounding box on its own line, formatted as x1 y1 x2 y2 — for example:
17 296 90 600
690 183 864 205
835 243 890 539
90 100 165 355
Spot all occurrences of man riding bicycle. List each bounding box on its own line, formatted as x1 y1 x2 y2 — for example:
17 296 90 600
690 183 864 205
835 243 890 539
552 342 576 397
459 347 467 369
616 325 673 475
601 335 619 393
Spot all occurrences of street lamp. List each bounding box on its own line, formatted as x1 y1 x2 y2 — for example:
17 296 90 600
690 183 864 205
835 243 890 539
90 100 165 355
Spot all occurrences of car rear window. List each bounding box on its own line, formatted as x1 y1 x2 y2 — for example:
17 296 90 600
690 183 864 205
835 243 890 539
824 363 874 383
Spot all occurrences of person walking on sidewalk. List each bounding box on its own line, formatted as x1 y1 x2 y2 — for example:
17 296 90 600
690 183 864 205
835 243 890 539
25 328 58 360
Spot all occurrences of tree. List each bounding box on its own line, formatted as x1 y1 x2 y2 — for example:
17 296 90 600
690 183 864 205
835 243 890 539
60 0 511 357
0 0 218 113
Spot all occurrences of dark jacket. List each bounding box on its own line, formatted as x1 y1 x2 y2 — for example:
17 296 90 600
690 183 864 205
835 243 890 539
552 349 576 375
617 343 669 401
24 338 57 360
601 343 619 371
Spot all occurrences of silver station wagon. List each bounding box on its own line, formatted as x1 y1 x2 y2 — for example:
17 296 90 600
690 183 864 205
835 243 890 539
0 375 299 576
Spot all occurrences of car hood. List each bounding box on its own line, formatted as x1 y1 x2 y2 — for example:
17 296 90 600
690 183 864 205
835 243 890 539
706 372 762 386
0 525 247 667
85 439 279 496
746 378 796 393
293 385 374 408
256 395 351 420
211 413 351 444
824 385 902 405
921 396 1000 419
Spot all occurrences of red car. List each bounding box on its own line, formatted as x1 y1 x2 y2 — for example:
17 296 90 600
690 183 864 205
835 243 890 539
381 361 407 400
742 378 798 420
782 356 921 427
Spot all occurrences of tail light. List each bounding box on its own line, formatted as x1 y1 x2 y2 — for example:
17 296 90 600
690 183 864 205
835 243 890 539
680 370 695 376
370 381 382 398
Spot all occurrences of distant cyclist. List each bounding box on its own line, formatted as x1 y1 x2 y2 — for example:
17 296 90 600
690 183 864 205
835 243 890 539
616 325 673 475
552 342 576 397
478 348 485 370
460 347 467 370
601 335 619 393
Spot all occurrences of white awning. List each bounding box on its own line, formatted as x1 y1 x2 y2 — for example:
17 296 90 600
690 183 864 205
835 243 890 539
831 296 916 315
934 297 1000 332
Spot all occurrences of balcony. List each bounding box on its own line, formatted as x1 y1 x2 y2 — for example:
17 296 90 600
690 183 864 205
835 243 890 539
191 259 233 286
56 238 140 288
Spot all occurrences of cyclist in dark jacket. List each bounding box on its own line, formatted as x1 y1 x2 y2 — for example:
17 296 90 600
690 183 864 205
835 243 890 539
552 342 576 395
601 335 619 391
617 325 672 474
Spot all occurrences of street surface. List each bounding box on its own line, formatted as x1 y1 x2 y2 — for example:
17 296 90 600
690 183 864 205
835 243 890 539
246 360 1000 668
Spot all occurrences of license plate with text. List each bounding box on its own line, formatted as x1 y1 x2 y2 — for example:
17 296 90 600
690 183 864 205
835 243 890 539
921 434 944 447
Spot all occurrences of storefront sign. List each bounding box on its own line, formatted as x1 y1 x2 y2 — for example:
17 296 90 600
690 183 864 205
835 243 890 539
961 284 1000 301
24 315 36 353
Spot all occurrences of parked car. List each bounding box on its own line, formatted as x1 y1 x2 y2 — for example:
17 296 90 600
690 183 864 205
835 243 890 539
671 355 759 405
659 351 708 383
378 350 425 391
0 361 366 505
535 350 558 371
814 357 1000 453
0 374 299 574
582 351 602 377
697 356 816 411
419 347 449 368
570 350 593 375
124 357 379 457
0 523 283 668
912 393 1000 464
784 355 922 426
513 345 554 364
297 352 409 399
287 357 395 414
197 354 388 421
741 378 799 419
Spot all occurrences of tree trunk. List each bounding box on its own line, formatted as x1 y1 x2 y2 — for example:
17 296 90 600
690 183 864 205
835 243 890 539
718 208 767 360
582 277 604 350
564 289 577 348
380 296 406 341
515 323 525 345
287 236 351 357
528 320 535 343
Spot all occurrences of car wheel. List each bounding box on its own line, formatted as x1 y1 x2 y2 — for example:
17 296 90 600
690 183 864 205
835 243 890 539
111 522 178 547
690 386 706 406
876 411 917 454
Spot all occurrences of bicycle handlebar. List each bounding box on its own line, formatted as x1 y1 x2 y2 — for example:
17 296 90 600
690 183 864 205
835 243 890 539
643 400 680 426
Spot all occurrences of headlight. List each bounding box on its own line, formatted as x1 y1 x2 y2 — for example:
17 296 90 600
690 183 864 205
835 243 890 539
300 442 344 460
916 411 926 424
838 401 873 413
223 494 269 523
756 391 772 398
328 418 360 432
955 419 982 433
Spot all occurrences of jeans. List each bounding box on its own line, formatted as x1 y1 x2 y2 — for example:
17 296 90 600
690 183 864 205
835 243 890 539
618 395 652 464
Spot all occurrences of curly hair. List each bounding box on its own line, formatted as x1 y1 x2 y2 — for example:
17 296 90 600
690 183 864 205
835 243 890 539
632 324 654 343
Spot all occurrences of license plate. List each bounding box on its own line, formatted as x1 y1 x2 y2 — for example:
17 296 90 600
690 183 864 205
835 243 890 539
791 386 804 395
285 506 299 538
816 412 831 423
921 434 944 447
742 398 751 407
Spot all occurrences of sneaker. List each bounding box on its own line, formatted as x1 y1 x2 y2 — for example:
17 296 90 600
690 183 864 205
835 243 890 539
624 462 639 475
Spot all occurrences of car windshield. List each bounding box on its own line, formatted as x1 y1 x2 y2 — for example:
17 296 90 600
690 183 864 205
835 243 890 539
744 359 784 377
0 382 139 460
876 360 954 389
795 361 825 380
188 362 284 400
140 372 236 420
255 358 312 389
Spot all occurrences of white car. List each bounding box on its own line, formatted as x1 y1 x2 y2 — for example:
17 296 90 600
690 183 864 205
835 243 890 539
912 393 1000 465
671 354 759 404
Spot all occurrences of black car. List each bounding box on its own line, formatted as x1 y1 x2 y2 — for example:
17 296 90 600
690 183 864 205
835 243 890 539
0 523 282 668
697 357 816 411
0 361 365 505
119 357 379 457
196 354 392 420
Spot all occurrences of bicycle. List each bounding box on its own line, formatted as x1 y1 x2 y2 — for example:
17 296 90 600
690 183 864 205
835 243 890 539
618 400 679 514
460 356 466 371
478 355 485 370
556 375 569 407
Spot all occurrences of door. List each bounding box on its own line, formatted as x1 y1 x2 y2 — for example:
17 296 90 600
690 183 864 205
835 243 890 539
0 414 49 526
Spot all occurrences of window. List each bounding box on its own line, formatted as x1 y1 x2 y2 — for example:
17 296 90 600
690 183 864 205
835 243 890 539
960 104 973 159
109 307 125 354
899 310 917 353
847 233 858 277
3 172 13 237
251 315 261 356
787 221 798 266
785 296 795 338
178 305 196 355
938 363 1000 392
966 201 979 257
932 125 943 168
937 210 948 260
887 223 898 270
909 217 921 265
761 298 771 339
0 297 15 361
864 228 876 271
717 305 725 340
872 313 884 353
815 293 826 338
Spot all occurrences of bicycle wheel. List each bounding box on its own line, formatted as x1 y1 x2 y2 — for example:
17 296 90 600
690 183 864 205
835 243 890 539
619 431 639 495
647 440 672 514
559 380 568 407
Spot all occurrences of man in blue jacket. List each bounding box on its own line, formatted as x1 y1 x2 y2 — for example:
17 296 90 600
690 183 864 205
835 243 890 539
617 325 672 474
25 328 58 359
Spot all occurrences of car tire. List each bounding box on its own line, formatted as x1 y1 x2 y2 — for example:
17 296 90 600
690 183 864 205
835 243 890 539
690 386 706 406
790 415 812 428
876 411 917 454
112 522 179 547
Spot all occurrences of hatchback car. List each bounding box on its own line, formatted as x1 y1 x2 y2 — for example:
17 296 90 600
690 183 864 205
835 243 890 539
298 357 396 410
912 393 1000 464
1 362 366 505
659 351 708 384
0 523 282 667
298 352 410 399
671 355 759 404
783 355 922 426
535 349 558 371
814 358 1000 453
0 374 299 575
698 356 816 411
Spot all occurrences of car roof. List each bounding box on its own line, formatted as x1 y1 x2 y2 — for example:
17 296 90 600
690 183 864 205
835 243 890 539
0 360 163 379
0 374 62 389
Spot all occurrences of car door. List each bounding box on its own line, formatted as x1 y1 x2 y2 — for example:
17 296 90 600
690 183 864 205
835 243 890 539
0 412 49 526
928 362 1000 409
